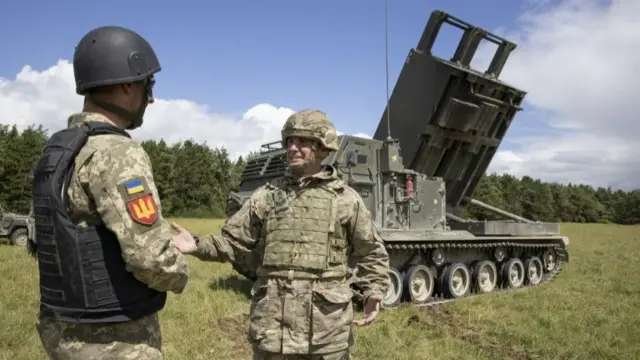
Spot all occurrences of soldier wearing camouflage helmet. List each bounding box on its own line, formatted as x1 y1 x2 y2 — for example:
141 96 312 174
29 26 189 360
172 109 390 359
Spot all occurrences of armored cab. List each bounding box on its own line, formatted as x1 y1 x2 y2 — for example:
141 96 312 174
227 10 569 307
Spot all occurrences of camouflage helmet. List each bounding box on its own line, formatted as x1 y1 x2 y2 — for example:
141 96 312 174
281 109 339 151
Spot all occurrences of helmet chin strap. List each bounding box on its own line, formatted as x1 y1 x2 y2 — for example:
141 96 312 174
91 99 146 130
90 77 155 130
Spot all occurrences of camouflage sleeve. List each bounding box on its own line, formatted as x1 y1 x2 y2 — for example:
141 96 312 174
193 187 269 264
85 142 189 294
346 188 390 302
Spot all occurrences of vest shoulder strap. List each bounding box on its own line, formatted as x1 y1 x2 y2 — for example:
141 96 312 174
39 122 129 161
32 122 131 202
81 121 130 138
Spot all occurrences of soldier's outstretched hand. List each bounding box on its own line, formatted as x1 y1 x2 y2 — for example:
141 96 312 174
353 297 381 326
170 222 198 254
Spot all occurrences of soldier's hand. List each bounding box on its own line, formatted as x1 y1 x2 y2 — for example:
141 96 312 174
170 222 198 254
353 297 381 326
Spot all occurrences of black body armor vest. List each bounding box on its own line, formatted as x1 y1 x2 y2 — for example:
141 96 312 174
31 121 166 323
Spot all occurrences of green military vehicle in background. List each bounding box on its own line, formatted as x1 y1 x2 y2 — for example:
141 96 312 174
0 204 32 247
225 10 569 308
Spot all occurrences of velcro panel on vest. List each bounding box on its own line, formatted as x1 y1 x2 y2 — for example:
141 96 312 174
82 226 122 307
262 190 339 271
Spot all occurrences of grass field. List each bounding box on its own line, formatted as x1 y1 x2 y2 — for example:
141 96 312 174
1 220 639 360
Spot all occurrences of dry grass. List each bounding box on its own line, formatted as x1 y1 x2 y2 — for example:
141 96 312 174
1 220 640 360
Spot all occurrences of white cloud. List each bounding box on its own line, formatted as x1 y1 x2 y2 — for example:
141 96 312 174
478 0 640 189
0 60 372 160
1 0 637 190
344 132 371 139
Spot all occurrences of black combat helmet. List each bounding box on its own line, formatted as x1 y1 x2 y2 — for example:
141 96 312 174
73 26 161 129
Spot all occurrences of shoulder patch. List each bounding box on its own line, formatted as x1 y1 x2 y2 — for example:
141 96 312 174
118 177 159 226
127 194 158 225
272 189 290 212
124 178 145 195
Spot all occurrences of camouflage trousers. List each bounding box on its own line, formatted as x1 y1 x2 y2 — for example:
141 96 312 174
252 345 350 360
36 312 163 360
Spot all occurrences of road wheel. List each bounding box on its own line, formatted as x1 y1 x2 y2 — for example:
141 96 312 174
440 262 471 298
382 267 404 308
10 228 28 247
403 265 435 304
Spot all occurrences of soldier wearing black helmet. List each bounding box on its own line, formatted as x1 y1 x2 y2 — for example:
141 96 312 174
31 26 189 360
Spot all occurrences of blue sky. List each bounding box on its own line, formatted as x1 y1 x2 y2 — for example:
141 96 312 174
1 0 537 143
3 1 635 189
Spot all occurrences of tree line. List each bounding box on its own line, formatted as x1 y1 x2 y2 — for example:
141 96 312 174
0 124 638 225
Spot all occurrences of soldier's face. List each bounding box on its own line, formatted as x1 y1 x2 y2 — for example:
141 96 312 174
286 137 314 168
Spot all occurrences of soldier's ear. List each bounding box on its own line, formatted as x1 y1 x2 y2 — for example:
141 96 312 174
121 82 142 96
316 147 329 160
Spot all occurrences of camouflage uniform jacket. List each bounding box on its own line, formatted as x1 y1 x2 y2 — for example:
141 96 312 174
60 112 189 297
195 165 390 354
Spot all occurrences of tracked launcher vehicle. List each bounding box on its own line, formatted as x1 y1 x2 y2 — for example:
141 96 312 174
226 10 569 307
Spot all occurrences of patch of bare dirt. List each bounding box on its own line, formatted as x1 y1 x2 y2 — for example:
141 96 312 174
405 305 544 360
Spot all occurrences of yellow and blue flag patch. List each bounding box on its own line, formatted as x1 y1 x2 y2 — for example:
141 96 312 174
124 179 145 195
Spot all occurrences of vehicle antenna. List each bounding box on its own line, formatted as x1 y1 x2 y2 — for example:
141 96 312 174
384 0 392 140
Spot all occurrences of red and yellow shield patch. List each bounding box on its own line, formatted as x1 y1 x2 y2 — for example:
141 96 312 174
127 194 158 225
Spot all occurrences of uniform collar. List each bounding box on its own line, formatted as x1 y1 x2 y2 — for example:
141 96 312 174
284 165 341 188
67 112 121 129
